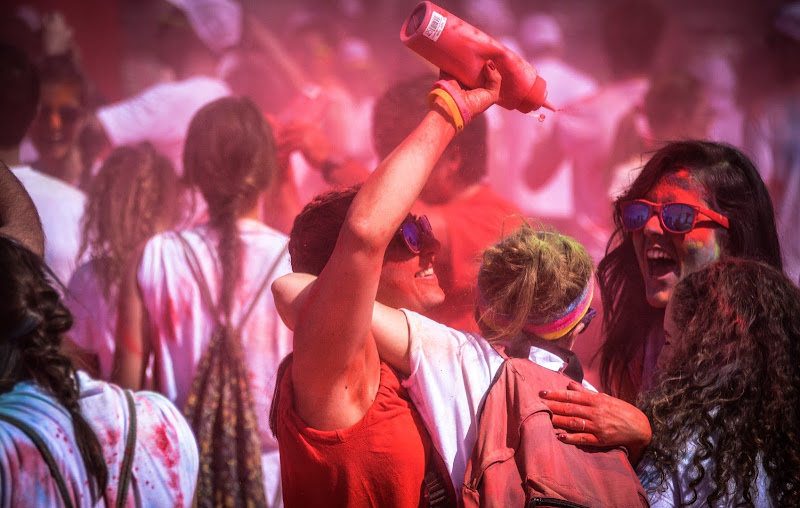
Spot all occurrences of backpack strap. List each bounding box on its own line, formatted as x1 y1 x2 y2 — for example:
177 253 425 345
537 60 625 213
116 390 138 508
235 243 289 331
0 412 75 508
176 232 289 332
176 233 222 325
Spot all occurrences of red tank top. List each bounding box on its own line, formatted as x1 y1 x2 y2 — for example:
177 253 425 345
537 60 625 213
274 358 432 507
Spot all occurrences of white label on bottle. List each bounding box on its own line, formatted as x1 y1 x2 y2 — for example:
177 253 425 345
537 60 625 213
423 11 446 42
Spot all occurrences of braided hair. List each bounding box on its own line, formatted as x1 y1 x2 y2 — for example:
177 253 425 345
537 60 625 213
183 96 277 320
78 142 180 301
0 235 108 500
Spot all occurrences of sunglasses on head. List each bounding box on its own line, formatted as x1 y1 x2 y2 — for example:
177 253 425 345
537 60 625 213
620 199 729 234
576 307 596 335
398 215 434 254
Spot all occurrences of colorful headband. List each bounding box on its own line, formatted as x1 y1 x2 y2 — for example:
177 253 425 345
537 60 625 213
477 276 594 341
524 278 594 340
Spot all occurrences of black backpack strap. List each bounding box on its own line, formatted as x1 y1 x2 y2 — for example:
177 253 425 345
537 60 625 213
424 445 458 507
0 413 75 508
116 390 138 508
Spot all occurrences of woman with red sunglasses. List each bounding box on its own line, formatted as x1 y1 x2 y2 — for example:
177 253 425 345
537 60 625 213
538 140 783 463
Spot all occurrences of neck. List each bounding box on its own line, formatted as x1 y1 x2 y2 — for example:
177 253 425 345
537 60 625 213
0 147 21 166
36 150 83 185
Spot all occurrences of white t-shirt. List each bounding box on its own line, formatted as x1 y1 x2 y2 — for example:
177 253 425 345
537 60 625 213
0 372 198 507
97 76 231 174
10 165 86 285
66 260 117 381
137 219 292 506
400 309 596 498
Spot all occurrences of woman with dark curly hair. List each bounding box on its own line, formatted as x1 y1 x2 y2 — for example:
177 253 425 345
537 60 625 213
538 141 783 460
67 142 181 379
638 258 800 506
0 234 199 506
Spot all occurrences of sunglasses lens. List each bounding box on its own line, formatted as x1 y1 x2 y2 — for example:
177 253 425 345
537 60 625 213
59 106 80 124
578 307 597 335
662 204 695 233
622 201 651 231
401 221 421 253
418 215 433 237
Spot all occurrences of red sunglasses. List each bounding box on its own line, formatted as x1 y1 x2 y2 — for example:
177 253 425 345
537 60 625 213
620 199 729 234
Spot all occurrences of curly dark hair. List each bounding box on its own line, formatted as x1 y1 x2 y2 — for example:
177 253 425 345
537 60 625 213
638 258 800 507
597 140 782 401
0 235 108 500
78 142 180 301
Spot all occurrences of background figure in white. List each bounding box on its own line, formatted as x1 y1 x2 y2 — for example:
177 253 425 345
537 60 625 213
486 13 598 222
0 42 86 286
95 0 239 175
524 0 666 259
67 143 182 380
686 52 745 148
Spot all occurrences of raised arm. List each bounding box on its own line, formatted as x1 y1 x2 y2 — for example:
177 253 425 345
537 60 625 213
273 272 413 377
290 65 501 430
0 161 44 256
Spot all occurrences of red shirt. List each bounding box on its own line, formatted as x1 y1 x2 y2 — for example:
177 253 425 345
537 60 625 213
275 359 432 507
428 185 524 332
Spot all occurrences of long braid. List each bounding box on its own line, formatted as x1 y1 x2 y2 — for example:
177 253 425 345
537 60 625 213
0 237 108 500
211 199 243 323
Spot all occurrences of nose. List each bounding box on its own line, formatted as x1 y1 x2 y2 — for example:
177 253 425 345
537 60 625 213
44 109 62 131
642 210 664 236
421 234 440 256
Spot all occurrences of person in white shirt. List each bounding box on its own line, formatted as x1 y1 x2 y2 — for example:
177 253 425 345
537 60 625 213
0 234 198 508
637 258 799 507
113 96 292 507
0 43 85 286
66 142 182 380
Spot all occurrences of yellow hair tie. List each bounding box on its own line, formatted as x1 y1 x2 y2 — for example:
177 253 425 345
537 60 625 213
427 88 464 133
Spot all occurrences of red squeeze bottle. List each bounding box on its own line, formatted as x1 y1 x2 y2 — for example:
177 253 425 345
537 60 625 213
400 1 556 113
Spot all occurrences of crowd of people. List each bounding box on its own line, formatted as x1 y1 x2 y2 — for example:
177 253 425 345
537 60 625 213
0 0 799 506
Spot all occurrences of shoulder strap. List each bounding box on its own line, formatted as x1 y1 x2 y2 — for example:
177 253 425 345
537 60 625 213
177 233 289 332
176 232 222 325
235 243 289 331
116 390 138 508
0 413 75 508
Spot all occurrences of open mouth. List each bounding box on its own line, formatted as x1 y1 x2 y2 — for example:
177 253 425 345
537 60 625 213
415 266 435 278
646 247 677 278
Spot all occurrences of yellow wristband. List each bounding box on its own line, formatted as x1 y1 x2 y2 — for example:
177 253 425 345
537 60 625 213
427 88 465 133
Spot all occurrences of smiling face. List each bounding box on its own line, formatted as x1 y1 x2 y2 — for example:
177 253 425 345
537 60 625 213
632 169 725 308
30 81 85 166
377 229 445 313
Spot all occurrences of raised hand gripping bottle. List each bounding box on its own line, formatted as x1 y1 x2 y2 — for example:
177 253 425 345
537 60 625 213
401 1 555 113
